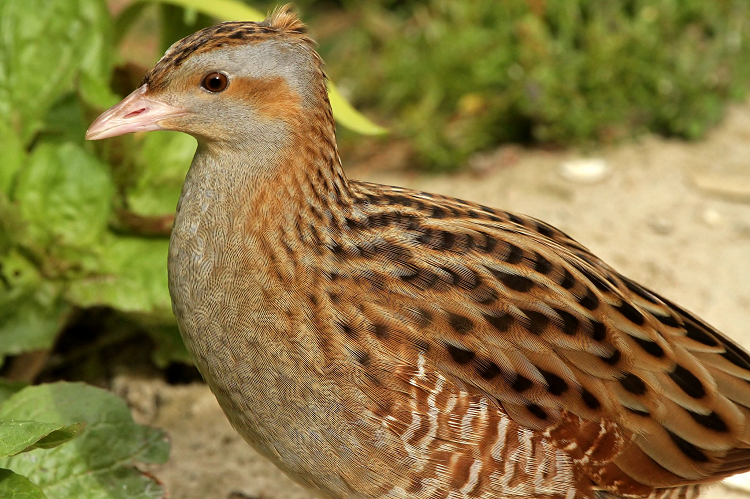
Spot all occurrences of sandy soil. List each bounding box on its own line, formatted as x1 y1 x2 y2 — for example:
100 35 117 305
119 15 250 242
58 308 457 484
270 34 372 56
116 101 750 499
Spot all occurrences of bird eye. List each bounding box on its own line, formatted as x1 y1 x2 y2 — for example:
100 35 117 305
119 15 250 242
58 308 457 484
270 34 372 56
201 72 228 93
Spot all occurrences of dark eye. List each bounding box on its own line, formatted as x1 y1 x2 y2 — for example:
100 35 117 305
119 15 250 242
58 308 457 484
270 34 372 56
201 72 228 92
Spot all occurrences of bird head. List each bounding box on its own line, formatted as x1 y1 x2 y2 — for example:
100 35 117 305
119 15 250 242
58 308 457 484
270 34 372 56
86 7 326 147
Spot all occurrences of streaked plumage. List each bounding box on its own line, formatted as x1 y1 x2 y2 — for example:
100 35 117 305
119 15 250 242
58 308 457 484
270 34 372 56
87 7 750 499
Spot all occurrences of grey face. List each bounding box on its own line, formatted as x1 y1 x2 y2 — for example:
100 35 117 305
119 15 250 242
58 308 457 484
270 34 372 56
147 38 321 146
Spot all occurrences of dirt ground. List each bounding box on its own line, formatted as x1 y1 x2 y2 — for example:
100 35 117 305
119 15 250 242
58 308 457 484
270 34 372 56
116 101 750 499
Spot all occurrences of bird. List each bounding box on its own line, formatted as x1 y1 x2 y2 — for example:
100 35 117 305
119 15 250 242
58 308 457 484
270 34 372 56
87 6 750 499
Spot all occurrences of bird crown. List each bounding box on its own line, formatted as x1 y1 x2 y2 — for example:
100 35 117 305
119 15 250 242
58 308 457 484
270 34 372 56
142 5 313 90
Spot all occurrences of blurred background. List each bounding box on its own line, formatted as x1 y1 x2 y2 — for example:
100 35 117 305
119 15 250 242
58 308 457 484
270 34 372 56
1 1 750 498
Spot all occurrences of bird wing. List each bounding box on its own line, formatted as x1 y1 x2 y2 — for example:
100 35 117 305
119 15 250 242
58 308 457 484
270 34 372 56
312 180 750 491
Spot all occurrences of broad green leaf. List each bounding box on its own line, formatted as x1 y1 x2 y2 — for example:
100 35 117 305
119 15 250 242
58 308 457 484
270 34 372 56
0 382 169 499
0 250 70 358
0 380 26 405
14 142 115 253
0 469 47 499
0 0 113 145
66 236 172 320
0 420 83 458
77 25 120 110
128 132 195 216
3 141 112 361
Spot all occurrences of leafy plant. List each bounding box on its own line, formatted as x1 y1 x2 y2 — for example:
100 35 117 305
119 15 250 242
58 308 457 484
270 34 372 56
0 382 169 498
0 0 117 367
325 0 750 169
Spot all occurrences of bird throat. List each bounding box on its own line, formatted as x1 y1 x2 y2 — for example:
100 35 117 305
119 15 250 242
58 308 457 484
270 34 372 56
167 108 350 372
165 108 366 482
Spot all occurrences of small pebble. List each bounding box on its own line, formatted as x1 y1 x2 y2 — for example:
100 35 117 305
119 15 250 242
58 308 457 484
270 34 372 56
702 208 723 227
560 158 609 184
648 217 674 236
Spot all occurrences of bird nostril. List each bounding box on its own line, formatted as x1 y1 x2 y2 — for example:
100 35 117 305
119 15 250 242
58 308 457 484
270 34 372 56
124 108 146 119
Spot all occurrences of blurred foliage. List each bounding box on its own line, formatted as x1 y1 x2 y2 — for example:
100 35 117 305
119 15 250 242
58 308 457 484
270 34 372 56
318 0 750 169
0 0 118 367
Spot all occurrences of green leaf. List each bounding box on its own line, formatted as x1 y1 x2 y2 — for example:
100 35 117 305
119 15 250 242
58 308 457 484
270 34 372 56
0 380 26 405
0 250 70 358
14 142 115 253
128 132 195 217
328 81 388 136
66 236 172 320
0 382 169 499
0 469 47 499
1 141 114 361
0 420 83 458
40 94 92 146
0 0 113 145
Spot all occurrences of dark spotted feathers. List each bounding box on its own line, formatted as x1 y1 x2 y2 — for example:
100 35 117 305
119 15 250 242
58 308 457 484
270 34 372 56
274 174 750 489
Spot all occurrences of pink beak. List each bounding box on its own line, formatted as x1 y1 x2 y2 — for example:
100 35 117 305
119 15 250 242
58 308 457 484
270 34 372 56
86 84 186 140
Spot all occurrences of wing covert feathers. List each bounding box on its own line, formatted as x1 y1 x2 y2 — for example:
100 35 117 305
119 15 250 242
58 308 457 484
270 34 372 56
297 180 750 494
